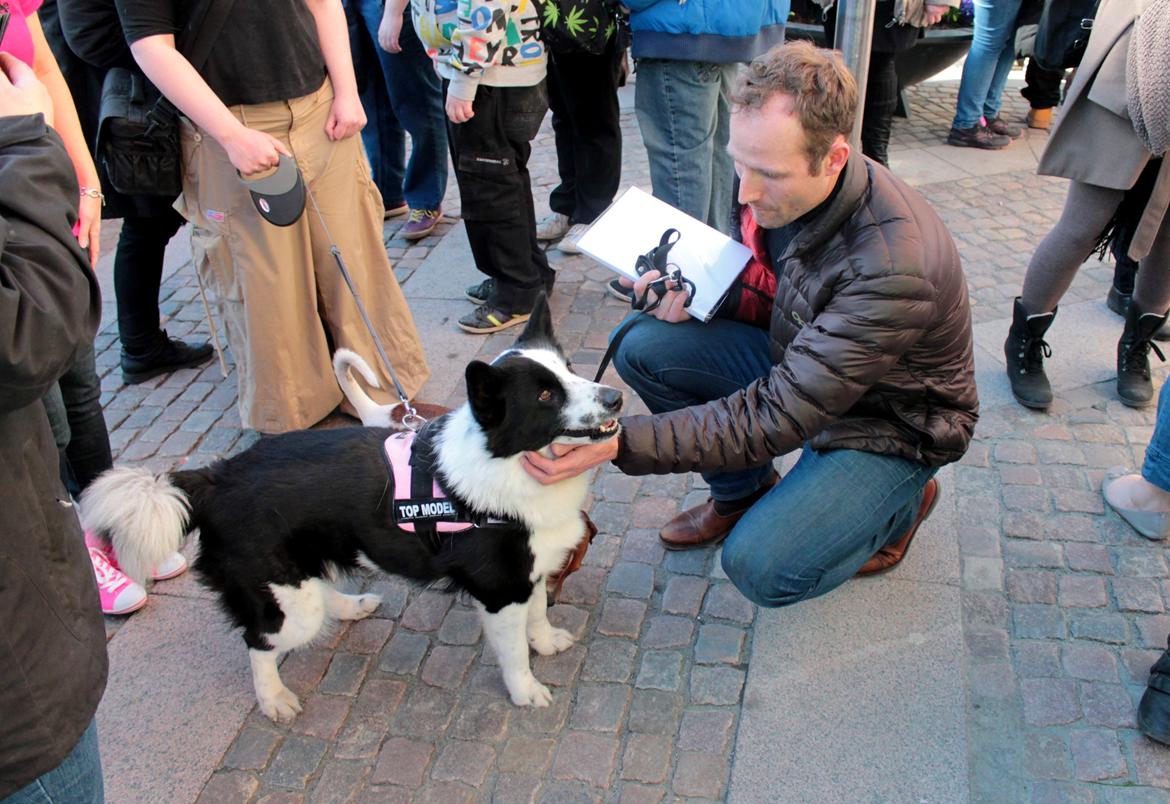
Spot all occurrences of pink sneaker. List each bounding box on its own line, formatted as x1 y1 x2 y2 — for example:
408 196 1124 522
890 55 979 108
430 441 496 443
89 546 147 615
85 531 188 582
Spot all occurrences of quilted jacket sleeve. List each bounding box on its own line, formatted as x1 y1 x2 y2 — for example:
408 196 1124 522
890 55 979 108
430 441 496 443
614 241 937 477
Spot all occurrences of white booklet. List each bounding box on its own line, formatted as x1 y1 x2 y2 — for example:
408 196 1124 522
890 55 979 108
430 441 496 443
575 186 753 322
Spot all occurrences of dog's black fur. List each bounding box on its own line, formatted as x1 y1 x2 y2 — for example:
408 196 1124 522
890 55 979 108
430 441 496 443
81 296 622 718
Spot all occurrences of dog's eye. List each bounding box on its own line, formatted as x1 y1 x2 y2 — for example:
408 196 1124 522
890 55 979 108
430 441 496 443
538 389 552 402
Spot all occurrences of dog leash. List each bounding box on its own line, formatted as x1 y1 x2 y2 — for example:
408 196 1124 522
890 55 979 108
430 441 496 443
304 184 426 431
593 228 695 382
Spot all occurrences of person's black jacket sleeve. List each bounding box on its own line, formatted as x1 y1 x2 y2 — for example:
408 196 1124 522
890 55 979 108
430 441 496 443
0 114 100 412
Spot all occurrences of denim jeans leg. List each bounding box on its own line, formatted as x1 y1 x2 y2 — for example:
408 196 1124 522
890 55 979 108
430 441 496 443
358 0 448 211
1143 383 1170 491
4 719 104 804
951 0 1022 129
721 447 936 608
611 314 777 500
635 59 728 232
981 0 1023 121
347 0 406 209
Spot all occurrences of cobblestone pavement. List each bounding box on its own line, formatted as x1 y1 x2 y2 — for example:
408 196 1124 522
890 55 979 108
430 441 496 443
89 73 1170 803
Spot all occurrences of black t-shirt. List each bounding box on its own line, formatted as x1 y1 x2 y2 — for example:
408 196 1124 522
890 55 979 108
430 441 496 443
115 0 326 107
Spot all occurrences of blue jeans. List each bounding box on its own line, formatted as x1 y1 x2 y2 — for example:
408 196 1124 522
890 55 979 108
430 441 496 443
634 59 736 234
612 314 935 608
2 720 103 803
1144 383 1170 491
951 0 1023 129
346 0 448 211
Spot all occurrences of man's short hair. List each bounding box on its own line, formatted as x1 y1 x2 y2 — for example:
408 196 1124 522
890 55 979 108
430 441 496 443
730 41 858 173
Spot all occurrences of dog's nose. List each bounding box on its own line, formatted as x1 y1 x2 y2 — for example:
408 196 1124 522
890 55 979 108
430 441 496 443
599 387 623 412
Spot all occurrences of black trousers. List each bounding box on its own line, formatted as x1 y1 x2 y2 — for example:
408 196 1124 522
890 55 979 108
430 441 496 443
444 81 553 314
113 208 186 354
861 51 899 167
547 37 625 224
1021 58 1064 110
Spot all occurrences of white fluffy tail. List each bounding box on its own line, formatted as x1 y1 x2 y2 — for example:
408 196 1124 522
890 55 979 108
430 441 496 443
332 348 403 429
80 467 191 585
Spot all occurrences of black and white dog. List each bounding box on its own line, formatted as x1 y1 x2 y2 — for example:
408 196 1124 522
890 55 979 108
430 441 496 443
81 296 622 721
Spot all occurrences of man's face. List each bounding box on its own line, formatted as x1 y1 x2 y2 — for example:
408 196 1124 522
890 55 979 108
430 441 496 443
728 94 847 230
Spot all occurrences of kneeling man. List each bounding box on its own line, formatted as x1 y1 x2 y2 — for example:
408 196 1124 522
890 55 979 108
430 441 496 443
524 41 978 608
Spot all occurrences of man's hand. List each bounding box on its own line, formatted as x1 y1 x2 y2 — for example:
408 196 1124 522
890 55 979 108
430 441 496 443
922 4 949 26
522 440 620 485
631 269 691 323
222 125 292 177
0 53 54 125
446 95 475 124
325 92 366 141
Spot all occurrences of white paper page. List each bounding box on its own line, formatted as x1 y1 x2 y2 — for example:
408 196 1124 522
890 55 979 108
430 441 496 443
576 187 752 322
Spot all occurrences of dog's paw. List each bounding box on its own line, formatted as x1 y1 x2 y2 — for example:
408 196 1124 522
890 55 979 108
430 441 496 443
258 686 302 722
356 593 381 617
528 625 575 656
506 672 553 708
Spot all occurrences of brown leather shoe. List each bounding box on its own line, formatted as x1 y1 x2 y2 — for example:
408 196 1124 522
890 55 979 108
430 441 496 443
856 478 940 576
660 473 779 551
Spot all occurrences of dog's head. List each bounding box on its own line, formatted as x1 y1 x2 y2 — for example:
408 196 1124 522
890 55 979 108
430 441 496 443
464 294 623 457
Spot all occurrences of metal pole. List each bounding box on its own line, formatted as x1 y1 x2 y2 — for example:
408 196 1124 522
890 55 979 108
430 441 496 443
832 0 877 153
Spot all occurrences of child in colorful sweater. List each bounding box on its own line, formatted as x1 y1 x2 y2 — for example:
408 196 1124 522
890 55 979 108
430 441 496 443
403 0 553 333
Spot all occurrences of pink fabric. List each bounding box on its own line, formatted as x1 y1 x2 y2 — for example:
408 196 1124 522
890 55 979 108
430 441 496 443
384 433 472 533
0 0 44 67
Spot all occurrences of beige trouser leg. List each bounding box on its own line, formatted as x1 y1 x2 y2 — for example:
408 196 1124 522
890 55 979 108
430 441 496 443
176 79 429 433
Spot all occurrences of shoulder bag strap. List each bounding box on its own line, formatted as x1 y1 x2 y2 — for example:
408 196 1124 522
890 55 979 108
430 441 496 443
177 0 240 73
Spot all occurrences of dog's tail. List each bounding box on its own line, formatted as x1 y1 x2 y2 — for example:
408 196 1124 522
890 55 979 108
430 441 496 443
333 348 402 429
80 467 194 585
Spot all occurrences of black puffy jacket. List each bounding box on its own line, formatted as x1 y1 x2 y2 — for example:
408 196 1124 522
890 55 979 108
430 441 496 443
615 153 979 476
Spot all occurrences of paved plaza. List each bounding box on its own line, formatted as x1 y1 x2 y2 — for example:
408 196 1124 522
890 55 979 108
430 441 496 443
84 69 1170 803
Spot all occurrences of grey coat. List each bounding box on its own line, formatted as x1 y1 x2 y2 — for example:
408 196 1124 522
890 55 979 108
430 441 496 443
0 115 107 798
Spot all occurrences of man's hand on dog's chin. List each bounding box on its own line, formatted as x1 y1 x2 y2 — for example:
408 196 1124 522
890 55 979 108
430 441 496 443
523 439 620 485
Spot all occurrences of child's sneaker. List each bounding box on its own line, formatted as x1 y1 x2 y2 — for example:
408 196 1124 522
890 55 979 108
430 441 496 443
85 530 188 582
89 546 147 616
401 208 442 241
457 305 531 334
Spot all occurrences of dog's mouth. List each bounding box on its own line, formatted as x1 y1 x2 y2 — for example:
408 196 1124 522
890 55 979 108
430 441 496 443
559 418 621 440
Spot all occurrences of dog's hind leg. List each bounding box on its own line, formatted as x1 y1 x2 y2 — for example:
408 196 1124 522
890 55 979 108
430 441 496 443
250 649 302 722
325 588 382 621
480 601 552 707
249 579 330 721
526 581 575 656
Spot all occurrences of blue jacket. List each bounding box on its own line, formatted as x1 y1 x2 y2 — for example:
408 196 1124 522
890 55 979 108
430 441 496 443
626 0 790 63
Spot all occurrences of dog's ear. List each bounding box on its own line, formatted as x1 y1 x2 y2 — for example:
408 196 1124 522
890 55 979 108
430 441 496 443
515 292 558 350
465 360 505 428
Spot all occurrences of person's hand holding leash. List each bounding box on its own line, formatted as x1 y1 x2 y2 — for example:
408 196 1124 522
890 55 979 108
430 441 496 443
446 95 475 124
326 92 366 141
632 269 692 323
523 440 619 486
224 124 292 177
0 54 54 125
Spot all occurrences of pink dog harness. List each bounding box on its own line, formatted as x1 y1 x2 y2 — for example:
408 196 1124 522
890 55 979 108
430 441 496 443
383 432 475 533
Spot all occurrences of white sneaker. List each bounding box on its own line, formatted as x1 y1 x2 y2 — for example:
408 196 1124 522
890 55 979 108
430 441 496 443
558 223 590 255
150 551 189 581
536 212 571 242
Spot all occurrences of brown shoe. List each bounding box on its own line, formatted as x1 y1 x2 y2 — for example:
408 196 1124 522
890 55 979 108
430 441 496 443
660 473 779 550
1026 107 1053 130
856 478 940 576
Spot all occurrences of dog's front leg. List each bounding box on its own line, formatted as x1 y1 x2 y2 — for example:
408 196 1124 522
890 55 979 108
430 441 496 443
526 580 575 656
479 601 552 707
250 649 303 722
